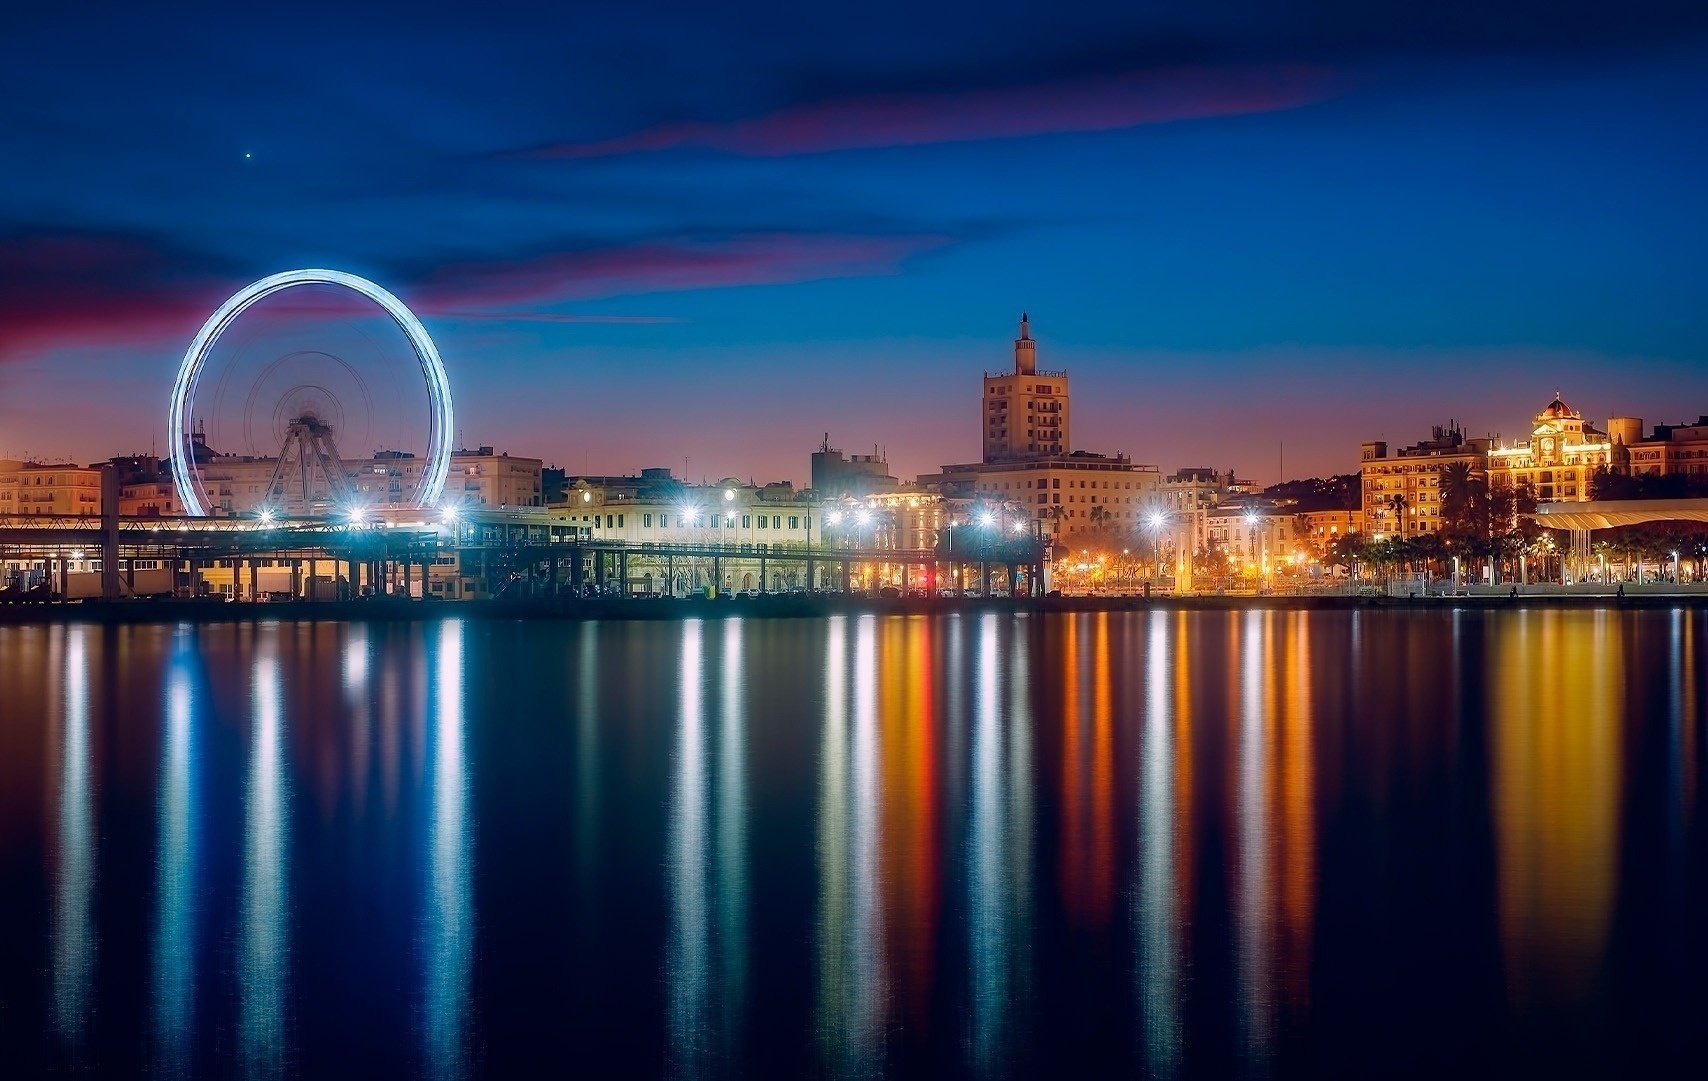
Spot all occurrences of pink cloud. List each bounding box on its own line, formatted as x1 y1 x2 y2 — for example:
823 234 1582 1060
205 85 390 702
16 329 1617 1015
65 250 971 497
0 233 219 362
0 230 937 361
414 231 947 310
522 65 1337 160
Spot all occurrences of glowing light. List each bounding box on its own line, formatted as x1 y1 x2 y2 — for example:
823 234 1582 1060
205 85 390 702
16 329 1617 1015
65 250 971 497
168 269 454 517
440 505 460 525
346 506 367 526
1148 512 1166 530
1012 522 1026 533
855 510 872 526
723 489 736 502
70 549 85 561
827 511 844 526
1244 511 1260 526
258 508 276 526
978 512 996 528
582 491 592 503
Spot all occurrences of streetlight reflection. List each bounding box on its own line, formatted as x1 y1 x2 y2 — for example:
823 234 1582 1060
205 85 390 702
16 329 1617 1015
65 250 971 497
423 620 474 1080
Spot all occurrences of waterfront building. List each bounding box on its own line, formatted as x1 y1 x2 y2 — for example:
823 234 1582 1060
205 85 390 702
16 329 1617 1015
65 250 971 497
1617 415 1708 482
1300 508 1364 548
983 313 1068 461
922 315 1160 541
810 438 899 498
1360 423 1489 539
1158 467 1261 558
0 459 103 517
1486 395 1612 502
180 438 543 516
1202 501 1305 576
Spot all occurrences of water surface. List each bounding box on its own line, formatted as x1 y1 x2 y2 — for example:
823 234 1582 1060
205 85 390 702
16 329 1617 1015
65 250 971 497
1 609 1704 1077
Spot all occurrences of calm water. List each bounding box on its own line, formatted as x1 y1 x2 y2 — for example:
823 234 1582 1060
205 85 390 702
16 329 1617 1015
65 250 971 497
1 609 1705 1078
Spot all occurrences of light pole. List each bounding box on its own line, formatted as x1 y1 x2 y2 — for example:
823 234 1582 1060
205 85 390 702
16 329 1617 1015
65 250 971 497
1147 510 1167 586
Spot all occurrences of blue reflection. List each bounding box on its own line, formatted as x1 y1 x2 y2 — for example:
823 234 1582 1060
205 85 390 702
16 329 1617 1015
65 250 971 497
51 623 95 1049
816 614 888 1076
424 620 474 1080
240 626 289 1077
154 625 202 1075
668 619 711 1077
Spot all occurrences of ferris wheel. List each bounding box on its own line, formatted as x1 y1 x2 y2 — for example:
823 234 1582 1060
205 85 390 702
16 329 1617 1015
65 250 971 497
167 270 454 517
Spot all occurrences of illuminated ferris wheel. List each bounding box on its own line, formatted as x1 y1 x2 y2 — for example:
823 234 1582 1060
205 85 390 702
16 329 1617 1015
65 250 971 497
167 270 454 517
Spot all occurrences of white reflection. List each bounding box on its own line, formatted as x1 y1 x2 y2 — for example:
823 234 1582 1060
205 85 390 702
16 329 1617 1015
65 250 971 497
154 627 200 1074
1235 610 1273 1073
424 620 474 1079
52 624 96 1048
817 614 887 1076
968 612 1017 1073
240 627 289 1077
344 626 372 815
1138 609 1182 1076
668 620 711 1077
716 618 748 1055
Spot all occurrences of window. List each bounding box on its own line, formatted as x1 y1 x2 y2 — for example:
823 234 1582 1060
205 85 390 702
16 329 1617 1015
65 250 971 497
789 516 799 529
742 514 751 528
644 513 653 528
756 515 766 529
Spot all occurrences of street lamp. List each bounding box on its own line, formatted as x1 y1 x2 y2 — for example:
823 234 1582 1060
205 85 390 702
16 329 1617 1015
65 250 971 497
259 507 276 526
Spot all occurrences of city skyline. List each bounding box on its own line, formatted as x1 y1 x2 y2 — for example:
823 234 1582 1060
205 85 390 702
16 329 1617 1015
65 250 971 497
4 2 1708 483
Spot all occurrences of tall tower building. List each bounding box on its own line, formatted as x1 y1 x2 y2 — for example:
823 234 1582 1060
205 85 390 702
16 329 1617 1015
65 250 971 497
981 313 1070 463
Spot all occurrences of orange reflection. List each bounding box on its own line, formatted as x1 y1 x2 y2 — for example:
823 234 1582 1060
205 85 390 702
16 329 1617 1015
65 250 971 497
1277 611 1315 1014
1491 610 1623 1009
881 616 938 1029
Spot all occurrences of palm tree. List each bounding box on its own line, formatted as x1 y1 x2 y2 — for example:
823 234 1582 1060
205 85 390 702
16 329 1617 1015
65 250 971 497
1386 493 1409 538
1439 461 1487 538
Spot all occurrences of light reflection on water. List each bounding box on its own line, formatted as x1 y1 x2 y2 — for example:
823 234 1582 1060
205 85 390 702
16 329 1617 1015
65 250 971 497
240 625 289 1078
5 608 1708 1078
424 620 473 1080
50 623 95 1050
153 626 200 1076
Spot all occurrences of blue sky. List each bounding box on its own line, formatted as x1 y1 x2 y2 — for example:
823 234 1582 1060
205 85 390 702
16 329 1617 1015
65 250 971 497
2 1 1705 483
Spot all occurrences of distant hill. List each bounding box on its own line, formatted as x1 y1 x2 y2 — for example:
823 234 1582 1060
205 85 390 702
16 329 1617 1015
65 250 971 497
1262 474 1359 512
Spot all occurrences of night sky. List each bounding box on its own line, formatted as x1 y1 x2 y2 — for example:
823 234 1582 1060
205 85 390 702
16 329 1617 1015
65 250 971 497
3 1 1706 484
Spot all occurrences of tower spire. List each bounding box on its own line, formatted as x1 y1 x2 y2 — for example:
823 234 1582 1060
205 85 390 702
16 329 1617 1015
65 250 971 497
1014 312 1036 374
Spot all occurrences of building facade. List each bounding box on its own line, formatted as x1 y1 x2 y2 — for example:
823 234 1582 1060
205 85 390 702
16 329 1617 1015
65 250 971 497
926 315 1159 542
810 438 899 498
1486 396 1612 502
180 443 542 516
1360 424 1489 538
0 460 103 517
982 314 1069 461
1618 415 1708 482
